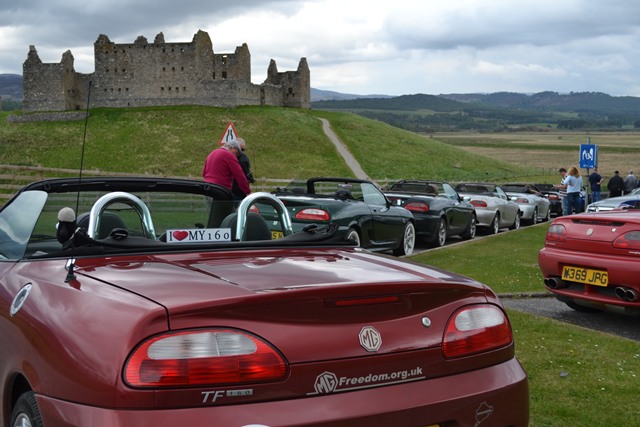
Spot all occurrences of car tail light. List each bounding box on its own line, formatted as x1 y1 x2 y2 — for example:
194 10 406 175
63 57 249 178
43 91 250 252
470 200 487 208
295 208 330 221
124 329 288 388
405 202 430 213
513 197 529 204
442 304 513 359
613 231 640 249
545 223 566 243
548 194 559 201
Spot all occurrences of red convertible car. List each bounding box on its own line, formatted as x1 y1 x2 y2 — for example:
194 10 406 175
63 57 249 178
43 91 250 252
538 207 640 315
0 177 528 426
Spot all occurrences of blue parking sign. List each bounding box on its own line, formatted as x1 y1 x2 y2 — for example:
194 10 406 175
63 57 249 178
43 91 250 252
579 144 597 169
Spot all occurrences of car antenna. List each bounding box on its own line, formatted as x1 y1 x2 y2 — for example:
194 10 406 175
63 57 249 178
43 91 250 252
65 80 92 283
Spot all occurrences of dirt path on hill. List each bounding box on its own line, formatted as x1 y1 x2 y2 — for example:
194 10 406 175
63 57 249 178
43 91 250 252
319 118 370 180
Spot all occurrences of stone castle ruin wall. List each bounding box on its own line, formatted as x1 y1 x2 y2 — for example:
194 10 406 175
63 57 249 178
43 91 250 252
22 30 310 112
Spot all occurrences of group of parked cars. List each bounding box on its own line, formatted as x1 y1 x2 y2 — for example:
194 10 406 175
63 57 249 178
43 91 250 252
273 177 557 254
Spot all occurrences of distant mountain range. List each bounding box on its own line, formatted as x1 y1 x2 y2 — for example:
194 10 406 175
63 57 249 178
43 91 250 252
312 91 640 115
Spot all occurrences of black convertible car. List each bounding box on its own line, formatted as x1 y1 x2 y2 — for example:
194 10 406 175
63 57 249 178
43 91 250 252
383 180 476 247
272 177 416 256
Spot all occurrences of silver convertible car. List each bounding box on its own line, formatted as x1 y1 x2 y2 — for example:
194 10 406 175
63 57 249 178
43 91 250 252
454 183 521 234
502 183 552 225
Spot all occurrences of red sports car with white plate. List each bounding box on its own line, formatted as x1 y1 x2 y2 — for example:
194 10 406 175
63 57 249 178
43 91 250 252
538 207 640 315
1 177 528 427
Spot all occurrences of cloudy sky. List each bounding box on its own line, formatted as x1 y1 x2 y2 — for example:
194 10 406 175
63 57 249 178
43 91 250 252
2 0 640 96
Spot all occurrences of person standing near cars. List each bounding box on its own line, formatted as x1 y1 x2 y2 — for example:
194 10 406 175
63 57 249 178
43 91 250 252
588 167 603 203
203 139 251 199
556 168 568 215
556 166 582 215
623 170 637 195
231 138 256 206
607 170 624 197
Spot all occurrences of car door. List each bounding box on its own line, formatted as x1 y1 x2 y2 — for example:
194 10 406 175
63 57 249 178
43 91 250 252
495 186 518 225
361 182 406 245
442 182 469 234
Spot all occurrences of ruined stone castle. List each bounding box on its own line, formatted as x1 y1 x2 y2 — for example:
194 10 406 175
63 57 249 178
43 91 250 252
22 30 310 112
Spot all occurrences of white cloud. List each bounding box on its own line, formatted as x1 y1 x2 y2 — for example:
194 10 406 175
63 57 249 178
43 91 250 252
3 0 640 96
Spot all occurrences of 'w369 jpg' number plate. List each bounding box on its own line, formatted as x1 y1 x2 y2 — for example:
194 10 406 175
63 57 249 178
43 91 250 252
562 265 608 287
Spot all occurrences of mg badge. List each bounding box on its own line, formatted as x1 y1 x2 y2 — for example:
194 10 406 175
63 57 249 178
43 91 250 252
586 228 593 236
359 326 382 352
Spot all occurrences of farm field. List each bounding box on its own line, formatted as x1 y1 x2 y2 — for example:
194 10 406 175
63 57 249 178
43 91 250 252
431 131 640 182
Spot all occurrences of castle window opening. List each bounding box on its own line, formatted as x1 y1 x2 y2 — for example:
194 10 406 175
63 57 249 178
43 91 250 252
176 87 179 92
222 71 227 79
213 72 216 79
183 87 186 92
161 87 164 91
162 67 166 72
172 67 175 72
222 55 228 65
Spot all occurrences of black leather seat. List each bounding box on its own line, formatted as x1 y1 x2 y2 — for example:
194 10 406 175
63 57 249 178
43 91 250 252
77 212 128 239
220 212 272 241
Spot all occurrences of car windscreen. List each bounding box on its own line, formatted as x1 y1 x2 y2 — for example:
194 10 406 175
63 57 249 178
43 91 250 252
0 190 48 260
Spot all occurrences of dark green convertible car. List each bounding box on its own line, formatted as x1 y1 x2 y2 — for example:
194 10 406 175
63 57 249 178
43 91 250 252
269 177 416 256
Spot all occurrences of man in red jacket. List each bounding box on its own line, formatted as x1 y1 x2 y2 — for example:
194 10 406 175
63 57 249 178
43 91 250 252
202 140 251 200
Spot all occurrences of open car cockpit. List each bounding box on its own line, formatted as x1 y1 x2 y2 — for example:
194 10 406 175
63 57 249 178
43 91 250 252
0 177 346 261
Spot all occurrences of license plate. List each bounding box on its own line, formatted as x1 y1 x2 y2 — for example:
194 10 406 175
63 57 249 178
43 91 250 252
562 265 608 287
271 230 284 240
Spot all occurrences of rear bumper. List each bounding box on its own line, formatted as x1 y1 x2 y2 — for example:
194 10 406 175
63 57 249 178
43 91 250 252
36 358 528 427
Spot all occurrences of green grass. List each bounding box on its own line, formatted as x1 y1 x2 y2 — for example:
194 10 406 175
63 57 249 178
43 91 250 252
511 310 640 426
1 107 528 182
411 224 550 294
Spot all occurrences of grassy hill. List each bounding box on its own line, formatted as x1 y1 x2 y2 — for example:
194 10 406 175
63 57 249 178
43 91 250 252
1 106 526 182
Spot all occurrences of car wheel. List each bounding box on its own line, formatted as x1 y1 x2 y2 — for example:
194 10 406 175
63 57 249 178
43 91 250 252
393 221 415 256
460 215 476 240
430 218 447 248
346 227 361 247
10 392 44 427
488 213 500 235
509 213 521 230
543 207 551 222
529 208 538 225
